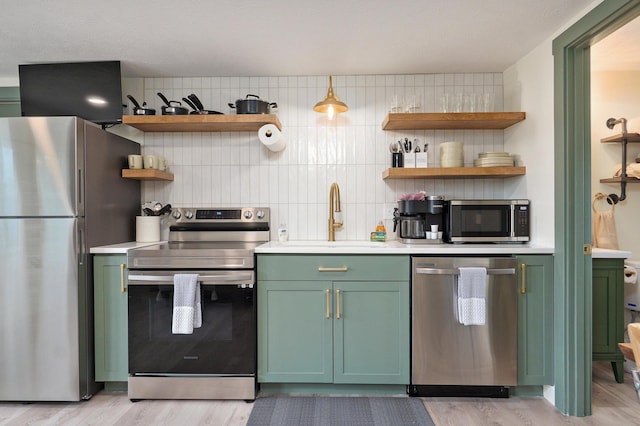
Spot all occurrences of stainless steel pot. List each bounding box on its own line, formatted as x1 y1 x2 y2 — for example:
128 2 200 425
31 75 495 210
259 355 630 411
127 94 156 115
157 92 189 115
228 94 277 114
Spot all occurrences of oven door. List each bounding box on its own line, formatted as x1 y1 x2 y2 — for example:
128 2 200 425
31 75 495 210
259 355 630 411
127 270 255 376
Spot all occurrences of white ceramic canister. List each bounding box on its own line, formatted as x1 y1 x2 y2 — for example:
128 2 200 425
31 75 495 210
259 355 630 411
136 216 161 242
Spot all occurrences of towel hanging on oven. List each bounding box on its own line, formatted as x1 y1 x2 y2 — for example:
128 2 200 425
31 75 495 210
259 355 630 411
172 274 202 334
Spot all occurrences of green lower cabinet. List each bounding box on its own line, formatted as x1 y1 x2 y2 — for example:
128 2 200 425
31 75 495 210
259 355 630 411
516 255 554 386
93 254 129 383
592 258 625 383
333 281 409 384
0 87 20 117
258 280 333 383
257 255 410 386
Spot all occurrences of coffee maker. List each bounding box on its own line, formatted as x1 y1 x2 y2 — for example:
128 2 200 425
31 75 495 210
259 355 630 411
393 196 445 244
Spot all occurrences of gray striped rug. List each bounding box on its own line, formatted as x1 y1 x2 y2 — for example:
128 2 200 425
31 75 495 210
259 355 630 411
246 396 435 426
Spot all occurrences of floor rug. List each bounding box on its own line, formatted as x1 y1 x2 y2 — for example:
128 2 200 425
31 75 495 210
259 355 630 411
246 396 435 426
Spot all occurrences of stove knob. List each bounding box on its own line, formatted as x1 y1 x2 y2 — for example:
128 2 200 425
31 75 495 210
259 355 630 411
244 211 253 219
172 211 181 219
256 210 265 219
184 210 194 219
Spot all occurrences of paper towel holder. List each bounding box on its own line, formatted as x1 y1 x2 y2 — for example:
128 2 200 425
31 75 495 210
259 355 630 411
313 76 348 120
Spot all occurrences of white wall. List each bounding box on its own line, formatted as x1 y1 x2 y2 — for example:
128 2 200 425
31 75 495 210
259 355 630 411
591 70 640 258
127 74 519 241
503 41 556 247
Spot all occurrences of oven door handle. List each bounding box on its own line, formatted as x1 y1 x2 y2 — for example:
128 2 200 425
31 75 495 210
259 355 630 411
127 273 254 285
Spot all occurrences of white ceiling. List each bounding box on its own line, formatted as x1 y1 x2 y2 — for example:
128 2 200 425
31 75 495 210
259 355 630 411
0 0 596 79
591 15 640 71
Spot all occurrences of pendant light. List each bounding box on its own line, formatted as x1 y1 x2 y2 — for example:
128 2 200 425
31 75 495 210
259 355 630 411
314 76 348 119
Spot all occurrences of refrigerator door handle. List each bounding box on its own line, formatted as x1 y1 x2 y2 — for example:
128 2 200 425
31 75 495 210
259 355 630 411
78 168 83 205
78 223 85 265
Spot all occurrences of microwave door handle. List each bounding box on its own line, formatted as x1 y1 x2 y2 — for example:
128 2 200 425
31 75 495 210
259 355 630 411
509 204 515 237
415 267 516 276
127 273 254 285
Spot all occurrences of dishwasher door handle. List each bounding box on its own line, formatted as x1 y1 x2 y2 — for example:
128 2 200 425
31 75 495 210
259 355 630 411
415 267 516 276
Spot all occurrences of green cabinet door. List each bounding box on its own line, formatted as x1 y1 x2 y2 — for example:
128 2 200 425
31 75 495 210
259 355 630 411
258 280 333 383
93 254 129 382
592 258 625 383
333 281 410 384
516 255 554 385
0 87 20 117
257 254 410 386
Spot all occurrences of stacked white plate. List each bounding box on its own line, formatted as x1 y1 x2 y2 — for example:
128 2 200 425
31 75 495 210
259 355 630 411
440 141 464 167
473 152 515 167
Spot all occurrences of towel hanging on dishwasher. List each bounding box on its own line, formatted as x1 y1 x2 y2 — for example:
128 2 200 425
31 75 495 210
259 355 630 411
592 192 619 250
456 267 487 326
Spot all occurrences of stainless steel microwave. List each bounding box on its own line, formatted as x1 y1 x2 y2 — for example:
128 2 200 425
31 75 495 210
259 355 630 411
444 199 530 243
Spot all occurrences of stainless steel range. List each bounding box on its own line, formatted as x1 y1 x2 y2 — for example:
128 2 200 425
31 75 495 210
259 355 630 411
126 207 269 401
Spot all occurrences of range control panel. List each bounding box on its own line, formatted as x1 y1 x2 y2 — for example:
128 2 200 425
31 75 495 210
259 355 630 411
168 207 270 224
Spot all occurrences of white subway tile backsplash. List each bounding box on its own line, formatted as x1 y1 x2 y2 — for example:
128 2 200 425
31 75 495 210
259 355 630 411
141 72 506 240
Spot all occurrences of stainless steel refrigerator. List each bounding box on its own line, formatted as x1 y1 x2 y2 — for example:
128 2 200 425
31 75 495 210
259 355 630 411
0 117 141 401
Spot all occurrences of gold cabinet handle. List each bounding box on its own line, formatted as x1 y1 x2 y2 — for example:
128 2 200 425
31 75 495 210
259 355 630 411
120 263 127 293
336 289 341 319
325 289 331 319
318 266 349 272
520 263 526 294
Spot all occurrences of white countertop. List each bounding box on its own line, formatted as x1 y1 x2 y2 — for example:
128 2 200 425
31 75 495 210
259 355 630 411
255 240 554 255
592 247 632 259
90 241 166 254
90 241 630 258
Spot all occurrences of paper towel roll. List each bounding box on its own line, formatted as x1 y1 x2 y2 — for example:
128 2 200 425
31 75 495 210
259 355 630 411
136 216 160 242
625 265 638 284
258 124 286 152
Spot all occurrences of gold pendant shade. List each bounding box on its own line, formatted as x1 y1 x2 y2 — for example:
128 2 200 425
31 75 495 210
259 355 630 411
314 76 348 118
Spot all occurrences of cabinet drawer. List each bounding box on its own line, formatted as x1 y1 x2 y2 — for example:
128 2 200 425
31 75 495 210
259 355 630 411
258 254 409 282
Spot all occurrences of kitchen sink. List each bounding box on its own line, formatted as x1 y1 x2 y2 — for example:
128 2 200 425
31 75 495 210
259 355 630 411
276 240 388 249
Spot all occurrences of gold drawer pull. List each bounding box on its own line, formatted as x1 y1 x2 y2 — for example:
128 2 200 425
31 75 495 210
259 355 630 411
336 289 342 319
325 289 331 319
318 266 349 272
520 263 526 294
120 263 127 293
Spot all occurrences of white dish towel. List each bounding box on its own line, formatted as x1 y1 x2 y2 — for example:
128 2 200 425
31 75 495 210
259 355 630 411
457 267 487 326
172 274 202 334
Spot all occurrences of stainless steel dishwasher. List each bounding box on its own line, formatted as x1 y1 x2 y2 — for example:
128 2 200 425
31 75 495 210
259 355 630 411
409 257 517 397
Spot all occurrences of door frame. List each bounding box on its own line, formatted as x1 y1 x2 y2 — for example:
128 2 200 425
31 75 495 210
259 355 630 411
553 0 640 416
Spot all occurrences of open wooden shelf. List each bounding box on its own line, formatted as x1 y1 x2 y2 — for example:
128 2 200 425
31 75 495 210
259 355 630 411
600 133 640 143
381 112 526 130
122 114 282 132
122 169 174 181
599 133 640 200
600 176 640 184
382 166 526 180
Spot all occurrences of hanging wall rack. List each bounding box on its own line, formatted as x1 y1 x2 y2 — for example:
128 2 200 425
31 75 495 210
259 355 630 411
599 117 640 204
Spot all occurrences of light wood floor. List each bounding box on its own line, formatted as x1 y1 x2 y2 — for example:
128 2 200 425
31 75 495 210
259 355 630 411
1 363 639 425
